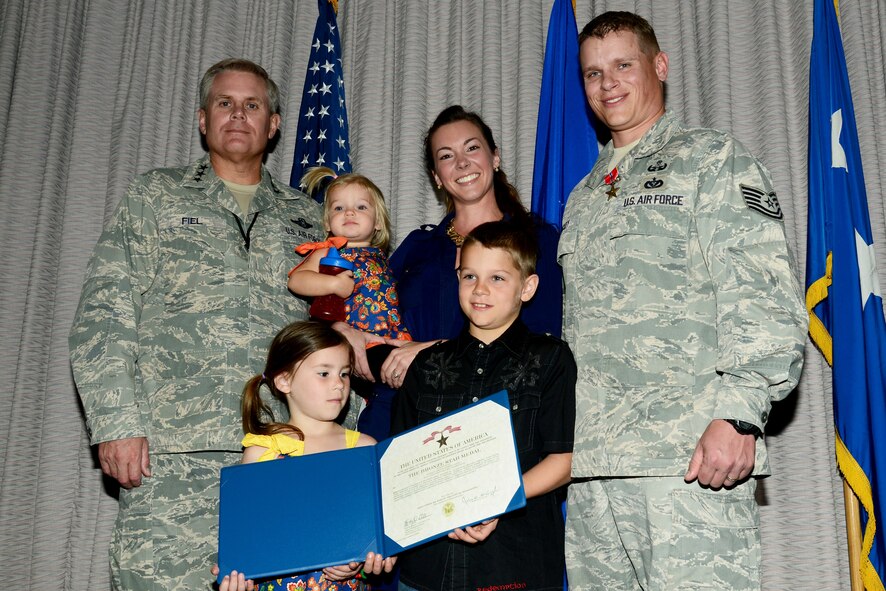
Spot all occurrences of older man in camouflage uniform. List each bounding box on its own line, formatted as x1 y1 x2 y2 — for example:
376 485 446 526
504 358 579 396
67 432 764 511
558 12 807 591
70 59 327 590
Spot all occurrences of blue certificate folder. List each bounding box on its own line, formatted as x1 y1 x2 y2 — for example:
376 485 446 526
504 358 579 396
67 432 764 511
217 390 525 583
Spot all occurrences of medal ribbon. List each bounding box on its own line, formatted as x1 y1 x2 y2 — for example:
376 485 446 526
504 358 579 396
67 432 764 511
604 167 619 186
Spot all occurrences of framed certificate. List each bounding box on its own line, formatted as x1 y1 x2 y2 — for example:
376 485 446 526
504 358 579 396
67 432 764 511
217 390 525 583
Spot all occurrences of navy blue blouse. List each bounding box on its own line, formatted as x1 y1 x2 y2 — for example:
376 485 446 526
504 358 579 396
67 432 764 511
388 213 563 342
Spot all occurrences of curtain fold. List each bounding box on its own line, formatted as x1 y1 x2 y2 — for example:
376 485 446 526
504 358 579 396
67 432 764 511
1 1 883 589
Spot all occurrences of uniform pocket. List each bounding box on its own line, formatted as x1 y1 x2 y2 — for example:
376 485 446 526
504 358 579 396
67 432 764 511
140 349 234 449
588 315 696 388
609 232 688 312
669 487 761 589
111 477 156 585
159 223 231 315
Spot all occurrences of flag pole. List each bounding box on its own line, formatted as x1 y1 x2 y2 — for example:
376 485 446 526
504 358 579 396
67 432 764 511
834 0 862 582
844 478 863 591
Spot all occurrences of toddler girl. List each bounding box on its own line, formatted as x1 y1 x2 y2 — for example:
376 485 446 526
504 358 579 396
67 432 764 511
288 167 410 381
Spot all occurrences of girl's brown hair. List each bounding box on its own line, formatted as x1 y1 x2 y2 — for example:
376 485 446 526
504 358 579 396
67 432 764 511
241 320 353 440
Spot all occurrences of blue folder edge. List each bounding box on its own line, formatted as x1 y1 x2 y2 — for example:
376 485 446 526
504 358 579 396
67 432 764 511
217 389 525 584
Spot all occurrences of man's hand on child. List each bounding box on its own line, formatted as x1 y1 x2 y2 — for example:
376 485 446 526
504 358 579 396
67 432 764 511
448 518 499 544
380 339 441 388
331 323 385 380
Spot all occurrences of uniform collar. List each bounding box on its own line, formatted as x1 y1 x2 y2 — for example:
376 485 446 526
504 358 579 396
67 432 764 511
179 155 306 216
632 110 681 159
584 110 682 192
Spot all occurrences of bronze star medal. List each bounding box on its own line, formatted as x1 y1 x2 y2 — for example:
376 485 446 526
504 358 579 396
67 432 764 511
604 167 620 200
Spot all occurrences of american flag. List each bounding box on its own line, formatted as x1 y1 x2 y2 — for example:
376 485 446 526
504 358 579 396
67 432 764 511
290 0 351 198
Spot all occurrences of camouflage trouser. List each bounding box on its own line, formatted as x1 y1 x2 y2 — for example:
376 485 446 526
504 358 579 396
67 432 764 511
565 477 760 591
110 451 241 591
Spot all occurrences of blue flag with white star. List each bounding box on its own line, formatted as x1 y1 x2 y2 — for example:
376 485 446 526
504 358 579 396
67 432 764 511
806 0 886 587
290 0 351 198
530 0 597 231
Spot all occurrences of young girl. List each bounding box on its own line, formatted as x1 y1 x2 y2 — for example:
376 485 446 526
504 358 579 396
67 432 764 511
289 167 410 374
217 321 394 591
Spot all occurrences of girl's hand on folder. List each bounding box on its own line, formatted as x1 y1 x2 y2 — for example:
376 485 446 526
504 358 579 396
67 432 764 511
323 561 363 581
211 565 254 591
448 518 499 544
364 551 397 575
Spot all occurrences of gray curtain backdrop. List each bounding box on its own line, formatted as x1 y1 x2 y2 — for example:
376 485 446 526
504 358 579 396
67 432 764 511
1 1 884 589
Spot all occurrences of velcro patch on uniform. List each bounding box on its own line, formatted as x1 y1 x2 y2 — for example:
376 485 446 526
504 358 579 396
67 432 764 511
740 184 783 220
180 216 208 226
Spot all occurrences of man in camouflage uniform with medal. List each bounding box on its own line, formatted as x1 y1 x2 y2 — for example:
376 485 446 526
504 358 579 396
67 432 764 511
70 59 327 590
558 12 808 590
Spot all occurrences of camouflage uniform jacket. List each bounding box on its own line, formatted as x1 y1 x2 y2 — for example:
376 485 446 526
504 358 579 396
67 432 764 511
70 156 325 453
558 111 807 478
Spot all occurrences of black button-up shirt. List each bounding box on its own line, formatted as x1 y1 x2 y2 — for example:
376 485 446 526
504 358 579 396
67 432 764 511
392 320 576 591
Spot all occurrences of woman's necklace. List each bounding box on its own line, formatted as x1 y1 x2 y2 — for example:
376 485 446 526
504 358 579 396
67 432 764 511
446 218 465 247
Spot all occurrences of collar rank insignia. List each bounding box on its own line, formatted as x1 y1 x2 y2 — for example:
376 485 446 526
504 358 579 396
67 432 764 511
193 162 209 182
740 184 783 220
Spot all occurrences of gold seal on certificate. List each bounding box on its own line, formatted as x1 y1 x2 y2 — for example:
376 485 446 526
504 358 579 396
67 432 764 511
379 394 524 548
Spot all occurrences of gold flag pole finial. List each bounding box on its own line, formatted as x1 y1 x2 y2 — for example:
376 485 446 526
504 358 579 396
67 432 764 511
329 0 339 15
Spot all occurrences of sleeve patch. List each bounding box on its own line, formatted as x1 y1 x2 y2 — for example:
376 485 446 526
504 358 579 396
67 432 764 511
740 184 783 221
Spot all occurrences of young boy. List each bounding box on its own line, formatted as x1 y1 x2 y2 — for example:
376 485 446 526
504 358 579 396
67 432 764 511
391 220 576 591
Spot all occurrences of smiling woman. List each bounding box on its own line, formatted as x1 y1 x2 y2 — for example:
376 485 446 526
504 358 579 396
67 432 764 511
387 105 563 349
349 105 564 444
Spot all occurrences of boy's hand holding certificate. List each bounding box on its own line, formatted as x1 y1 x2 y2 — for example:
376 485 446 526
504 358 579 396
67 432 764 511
217 390 525 583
